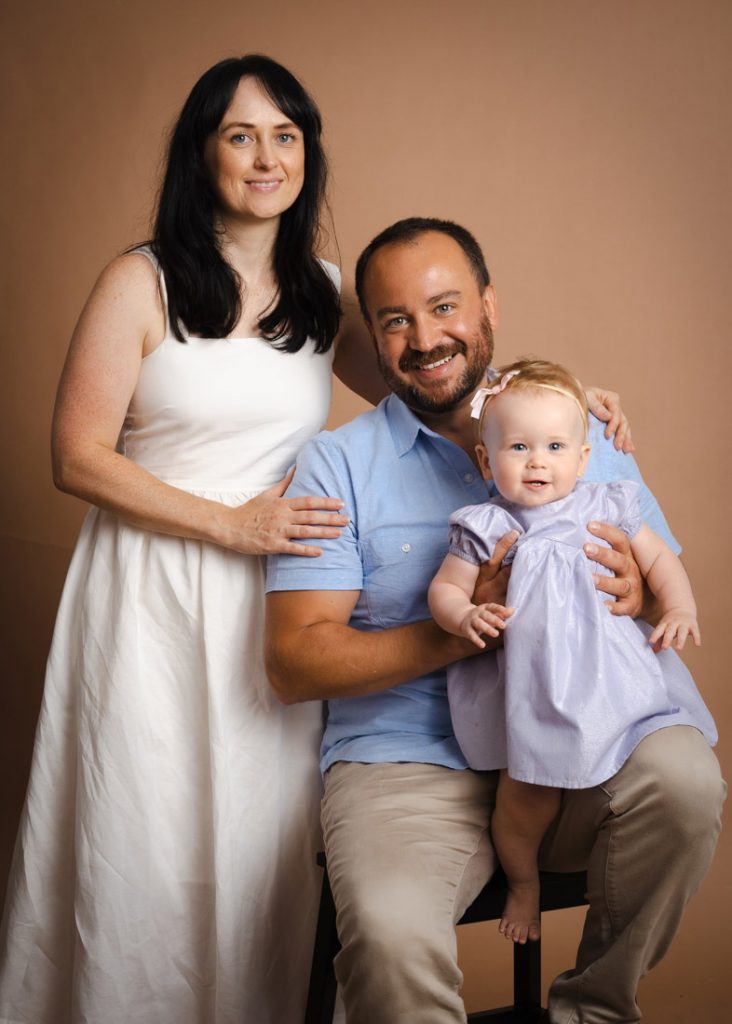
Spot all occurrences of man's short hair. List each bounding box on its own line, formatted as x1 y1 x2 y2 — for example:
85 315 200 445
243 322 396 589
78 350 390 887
354 217 491 321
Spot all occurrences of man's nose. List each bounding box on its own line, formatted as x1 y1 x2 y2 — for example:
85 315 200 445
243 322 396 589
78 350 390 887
408 315 442 351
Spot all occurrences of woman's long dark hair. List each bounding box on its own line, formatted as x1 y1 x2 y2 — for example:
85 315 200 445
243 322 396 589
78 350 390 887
151 55 340 352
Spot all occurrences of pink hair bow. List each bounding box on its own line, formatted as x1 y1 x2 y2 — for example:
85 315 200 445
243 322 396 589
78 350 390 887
469 369 521 420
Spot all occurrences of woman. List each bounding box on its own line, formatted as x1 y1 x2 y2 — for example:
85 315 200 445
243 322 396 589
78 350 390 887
0 54 365 1024
0 55 629 1024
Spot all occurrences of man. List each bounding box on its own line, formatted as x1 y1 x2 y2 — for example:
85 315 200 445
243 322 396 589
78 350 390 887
265 218 723 1023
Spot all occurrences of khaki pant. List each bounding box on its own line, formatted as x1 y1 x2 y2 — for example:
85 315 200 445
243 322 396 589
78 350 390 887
321 726 725 1024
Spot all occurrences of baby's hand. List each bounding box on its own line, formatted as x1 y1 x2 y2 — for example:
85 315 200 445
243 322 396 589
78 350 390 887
649 610 701 653
461 603 513 649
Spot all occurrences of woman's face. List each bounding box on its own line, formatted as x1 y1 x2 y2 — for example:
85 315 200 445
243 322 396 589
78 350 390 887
204 76 305 226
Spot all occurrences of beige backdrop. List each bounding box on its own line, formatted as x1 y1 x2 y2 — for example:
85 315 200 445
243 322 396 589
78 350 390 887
1 1 730 1020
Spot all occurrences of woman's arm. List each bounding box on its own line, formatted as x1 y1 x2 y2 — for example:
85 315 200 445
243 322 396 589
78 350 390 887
629 525 700 651
52 253 348 556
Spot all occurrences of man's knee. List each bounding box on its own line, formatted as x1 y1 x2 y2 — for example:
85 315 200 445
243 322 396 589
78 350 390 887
615 726 725 839
332 871 464 1017
335 870 455 960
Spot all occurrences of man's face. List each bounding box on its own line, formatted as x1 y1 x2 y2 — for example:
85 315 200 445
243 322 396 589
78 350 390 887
361 232 498 417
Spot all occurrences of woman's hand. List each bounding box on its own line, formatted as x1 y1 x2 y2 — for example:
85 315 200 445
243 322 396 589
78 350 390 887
584 387 635 453
222 469 349 556
584 521 643 617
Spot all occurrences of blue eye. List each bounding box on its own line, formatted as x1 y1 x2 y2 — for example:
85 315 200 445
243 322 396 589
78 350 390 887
511 443 527 451
549 442 564 451
231 133 251 144
277 132 297 143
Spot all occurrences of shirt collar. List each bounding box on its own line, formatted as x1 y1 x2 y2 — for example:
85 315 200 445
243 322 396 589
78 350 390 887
383 369 497 458
384 395 427 457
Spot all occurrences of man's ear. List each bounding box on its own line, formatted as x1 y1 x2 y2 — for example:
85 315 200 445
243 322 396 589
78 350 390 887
577 444 591 478
476 443 493 481
482 285 499 331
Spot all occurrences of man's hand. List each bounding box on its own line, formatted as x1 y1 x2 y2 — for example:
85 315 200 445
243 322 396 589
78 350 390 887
473 530 518 607
584 521 643 617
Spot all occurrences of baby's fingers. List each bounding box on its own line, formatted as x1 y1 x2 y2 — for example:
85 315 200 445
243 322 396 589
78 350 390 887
465 626 486 649
649 621 672 652
651 618 667 643
479 603 513 619
475 613 506 636
673 625 690 651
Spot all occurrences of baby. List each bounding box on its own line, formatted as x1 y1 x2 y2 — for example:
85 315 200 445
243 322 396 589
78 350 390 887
428 358 716 943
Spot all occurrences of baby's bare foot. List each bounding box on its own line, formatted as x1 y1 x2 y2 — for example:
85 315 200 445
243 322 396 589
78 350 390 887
498 880 541 944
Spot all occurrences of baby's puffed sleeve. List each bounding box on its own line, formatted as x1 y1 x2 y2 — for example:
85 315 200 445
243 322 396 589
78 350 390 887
603 480 642 539
448 503 521 565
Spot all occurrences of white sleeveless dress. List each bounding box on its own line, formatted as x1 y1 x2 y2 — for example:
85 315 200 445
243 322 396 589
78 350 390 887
0 250 336 1023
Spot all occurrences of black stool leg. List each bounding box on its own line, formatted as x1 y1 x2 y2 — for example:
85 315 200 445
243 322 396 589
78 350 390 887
304 867 339 1024
514 938 542 1021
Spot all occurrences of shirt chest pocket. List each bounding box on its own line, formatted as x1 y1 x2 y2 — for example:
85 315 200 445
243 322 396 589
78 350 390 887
361 525 447 628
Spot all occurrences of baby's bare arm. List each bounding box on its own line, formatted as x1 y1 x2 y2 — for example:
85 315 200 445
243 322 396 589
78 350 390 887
630 525 700 651
429 554 513 648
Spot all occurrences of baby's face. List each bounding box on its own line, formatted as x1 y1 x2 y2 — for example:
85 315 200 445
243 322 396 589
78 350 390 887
476 387 590 506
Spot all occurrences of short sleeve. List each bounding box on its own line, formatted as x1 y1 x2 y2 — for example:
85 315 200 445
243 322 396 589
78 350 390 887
603 480 642 538
266 434 362 592
583 415 680 554
448 503 522 565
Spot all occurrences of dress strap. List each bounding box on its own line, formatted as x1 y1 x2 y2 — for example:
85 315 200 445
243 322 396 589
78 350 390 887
130 244 175 342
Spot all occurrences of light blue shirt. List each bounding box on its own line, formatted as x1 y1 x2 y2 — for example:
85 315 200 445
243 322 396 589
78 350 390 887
266 394 679 775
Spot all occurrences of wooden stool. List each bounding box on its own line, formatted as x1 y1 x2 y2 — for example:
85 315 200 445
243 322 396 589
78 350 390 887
304 852 588 1024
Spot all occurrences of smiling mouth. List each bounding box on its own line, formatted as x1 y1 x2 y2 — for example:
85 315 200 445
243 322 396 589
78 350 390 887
524 480 549 488
421 354 455 370
246 180 283 190
400 344 464 373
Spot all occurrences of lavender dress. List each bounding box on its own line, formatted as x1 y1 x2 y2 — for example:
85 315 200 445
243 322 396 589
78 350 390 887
447 481 717 788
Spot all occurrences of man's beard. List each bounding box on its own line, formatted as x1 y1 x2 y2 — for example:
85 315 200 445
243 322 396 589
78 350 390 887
378 313 494 416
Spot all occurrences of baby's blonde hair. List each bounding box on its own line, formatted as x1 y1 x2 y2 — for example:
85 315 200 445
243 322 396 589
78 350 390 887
475 357 589 441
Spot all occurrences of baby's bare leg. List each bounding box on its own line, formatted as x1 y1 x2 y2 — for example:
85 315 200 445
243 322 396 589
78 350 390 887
491 772 561 943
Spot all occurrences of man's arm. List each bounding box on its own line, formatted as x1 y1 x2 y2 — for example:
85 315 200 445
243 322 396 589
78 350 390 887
265 589 476 705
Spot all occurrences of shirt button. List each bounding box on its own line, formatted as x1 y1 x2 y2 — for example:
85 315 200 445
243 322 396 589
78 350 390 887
401 543 411 553
464 472 474 483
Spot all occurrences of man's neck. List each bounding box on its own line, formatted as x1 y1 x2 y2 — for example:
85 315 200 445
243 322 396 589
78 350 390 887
415 391 482 464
